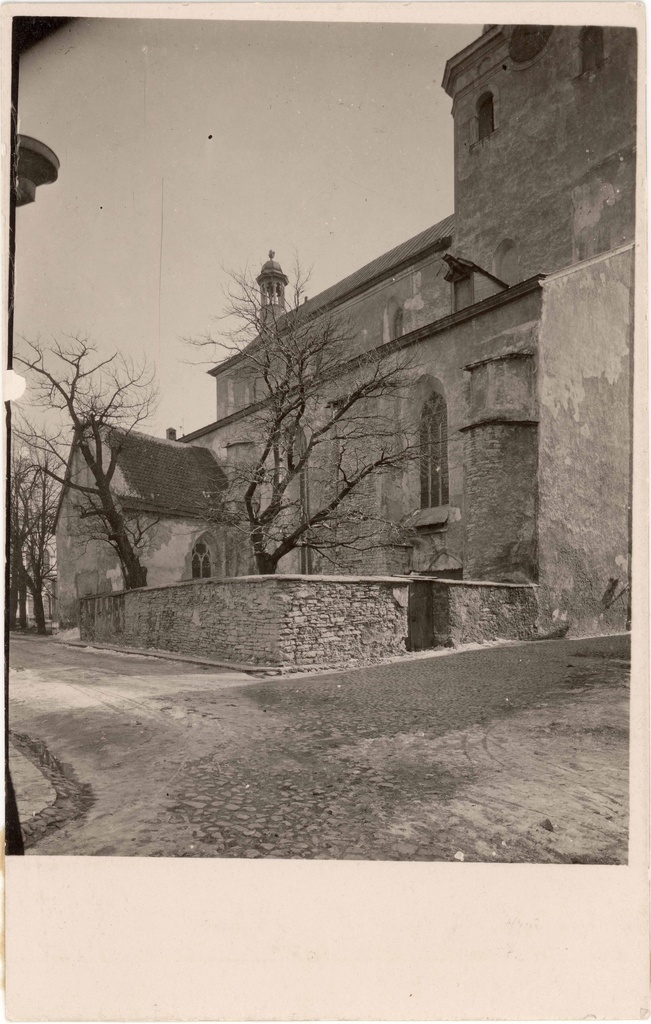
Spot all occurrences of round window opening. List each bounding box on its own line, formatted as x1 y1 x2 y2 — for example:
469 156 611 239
508 25 554 63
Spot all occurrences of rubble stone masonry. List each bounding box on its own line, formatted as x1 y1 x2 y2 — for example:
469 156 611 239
79 575 410 667
79 573 540 668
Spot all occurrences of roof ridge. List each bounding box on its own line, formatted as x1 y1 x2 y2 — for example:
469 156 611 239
117 427 223 461
294 212 455 316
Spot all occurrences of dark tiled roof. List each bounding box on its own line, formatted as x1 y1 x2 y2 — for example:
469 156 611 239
115 431 226 517
209 214 455 378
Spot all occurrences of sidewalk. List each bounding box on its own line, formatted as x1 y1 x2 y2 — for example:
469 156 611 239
8 743 57 823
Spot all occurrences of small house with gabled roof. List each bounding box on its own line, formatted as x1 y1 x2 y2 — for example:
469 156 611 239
56 429 229 626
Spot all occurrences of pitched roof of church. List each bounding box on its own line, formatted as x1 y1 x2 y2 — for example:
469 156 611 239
116 431 227 517
208 213 455 379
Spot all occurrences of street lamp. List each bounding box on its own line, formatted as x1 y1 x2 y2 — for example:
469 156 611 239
15 133 59 206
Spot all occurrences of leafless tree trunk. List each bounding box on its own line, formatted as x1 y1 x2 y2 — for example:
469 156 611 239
18 579 27 630
30 587 46 635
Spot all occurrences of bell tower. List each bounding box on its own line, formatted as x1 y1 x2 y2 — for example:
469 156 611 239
256 250 289 317
443 25 636 280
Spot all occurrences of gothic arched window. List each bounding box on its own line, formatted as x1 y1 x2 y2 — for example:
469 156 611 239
581 26 604 74
191 539 212 579
477 92 494 141
420 392 449 509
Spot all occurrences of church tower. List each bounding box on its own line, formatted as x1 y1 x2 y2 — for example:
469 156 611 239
443 25 637 282
256 251 289 317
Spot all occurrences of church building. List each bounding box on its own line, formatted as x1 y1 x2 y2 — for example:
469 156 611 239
57 24 637 638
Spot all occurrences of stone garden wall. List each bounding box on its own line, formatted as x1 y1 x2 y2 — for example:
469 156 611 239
79 574 539 668
79 575 410 667
432 579 539 645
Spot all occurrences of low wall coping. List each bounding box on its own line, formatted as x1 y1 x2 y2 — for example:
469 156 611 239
78 573 538 604
424 577 538 589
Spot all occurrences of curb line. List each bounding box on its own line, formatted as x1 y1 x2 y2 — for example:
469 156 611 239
54 638 282 675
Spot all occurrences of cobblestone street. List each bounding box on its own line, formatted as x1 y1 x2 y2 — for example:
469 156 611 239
9 633 630 862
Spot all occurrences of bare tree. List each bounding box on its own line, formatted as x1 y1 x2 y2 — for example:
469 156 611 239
9 443 58 634
189 262 421 574
15 335 158 590
9 450 32 631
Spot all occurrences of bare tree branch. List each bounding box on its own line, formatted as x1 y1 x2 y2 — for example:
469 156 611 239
186 259 424 574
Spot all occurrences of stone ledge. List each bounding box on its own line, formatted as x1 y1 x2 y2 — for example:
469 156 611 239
417 577 537 589
463 349 534 372
459 417 539 432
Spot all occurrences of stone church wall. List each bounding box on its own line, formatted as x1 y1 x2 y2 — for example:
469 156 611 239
192 284 545 581
462 421 538 580
535 246 633 635
213 249 454 422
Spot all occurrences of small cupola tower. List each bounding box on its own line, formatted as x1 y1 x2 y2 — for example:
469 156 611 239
257 250 289 317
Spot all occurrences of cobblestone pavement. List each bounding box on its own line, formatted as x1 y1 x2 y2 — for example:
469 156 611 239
9 633 630 862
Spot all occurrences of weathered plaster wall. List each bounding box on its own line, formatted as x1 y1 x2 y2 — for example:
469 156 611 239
80 575 410 666
192 288 544 578
215 250 455 420
536 246 633 635
451 27 636 280
56 490 123 628
56 491 226 627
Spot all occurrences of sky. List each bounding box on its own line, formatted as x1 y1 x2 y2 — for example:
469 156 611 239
14 15 479 437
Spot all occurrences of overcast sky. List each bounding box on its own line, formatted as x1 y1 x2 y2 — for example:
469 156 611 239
14 16 479 437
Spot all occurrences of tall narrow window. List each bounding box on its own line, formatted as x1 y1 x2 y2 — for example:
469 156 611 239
392 306 404 339
420 392 449 509
581 26 604 73
477 92 494 141
191 539 212 579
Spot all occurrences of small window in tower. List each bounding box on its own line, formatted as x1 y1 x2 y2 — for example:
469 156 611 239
276 283 282 298
477 92 494 141
581 26 604 74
